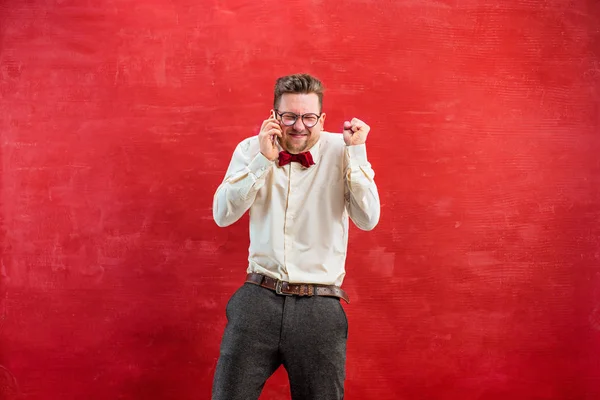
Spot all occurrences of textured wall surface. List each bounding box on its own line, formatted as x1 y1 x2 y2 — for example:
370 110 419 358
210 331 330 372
1 0 599 399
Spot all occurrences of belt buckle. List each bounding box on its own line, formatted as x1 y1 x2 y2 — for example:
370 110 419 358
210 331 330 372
275 280 292 296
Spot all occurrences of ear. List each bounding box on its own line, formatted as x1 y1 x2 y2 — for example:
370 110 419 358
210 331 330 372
320 112 326 127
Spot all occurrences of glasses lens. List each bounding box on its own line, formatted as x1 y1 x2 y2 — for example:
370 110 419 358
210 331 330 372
280 113 297 126
302 114 319 127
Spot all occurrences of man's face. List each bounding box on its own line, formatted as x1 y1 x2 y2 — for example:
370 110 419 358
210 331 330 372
274 93 325 154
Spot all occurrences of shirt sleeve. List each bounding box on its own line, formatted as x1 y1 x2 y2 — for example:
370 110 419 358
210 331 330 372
213 140 275 227
344 144 381 230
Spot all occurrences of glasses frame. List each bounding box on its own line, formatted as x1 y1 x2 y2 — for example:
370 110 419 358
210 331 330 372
274 110 322 128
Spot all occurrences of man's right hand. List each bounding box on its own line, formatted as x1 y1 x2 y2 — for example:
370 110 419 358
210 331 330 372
259 112 283 161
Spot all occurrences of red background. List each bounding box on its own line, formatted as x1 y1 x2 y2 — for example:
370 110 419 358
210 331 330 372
1 0 599 399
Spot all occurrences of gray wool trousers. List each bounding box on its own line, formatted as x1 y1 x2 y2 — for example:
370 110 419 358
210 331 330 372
212 282 348 400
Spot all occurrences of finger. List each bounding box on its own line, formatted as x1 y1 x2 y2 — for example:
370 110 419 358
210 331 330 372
352 122 368 134
261 122 282 134
343 121 352 131
269 128 283 138
269 126 283 137
267 121 282 130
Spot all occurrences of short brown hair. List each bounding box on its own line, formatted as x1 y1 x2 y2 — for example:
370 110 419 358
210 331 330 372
273 73 324 112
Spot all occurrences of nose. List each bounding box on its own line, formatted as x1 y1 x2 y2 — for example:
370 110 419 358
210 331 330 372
293 118 305 132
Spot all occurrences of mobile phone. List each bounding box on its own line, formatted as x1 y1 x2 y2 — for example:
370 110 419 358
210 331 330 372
271 110 279 144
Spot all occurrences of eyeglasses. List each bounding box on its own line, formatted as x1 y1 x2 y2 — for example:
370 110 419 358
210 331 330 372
275 110 322 128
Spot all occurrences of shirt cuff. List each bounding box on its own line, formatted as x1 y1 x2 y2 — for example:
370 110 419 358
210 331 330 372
248 152 275 180
346 143 368 165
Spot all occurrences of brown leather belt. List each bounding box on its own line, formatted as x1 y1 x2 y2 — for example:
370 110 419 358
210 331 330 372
245 273 350 304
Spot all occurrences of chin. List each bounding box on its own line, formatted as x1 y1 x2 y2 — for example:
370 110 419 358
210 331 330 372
285 141 308 154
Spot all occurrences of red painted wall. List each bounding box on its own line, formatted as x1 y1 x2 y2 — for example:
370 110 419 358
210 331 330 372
1 0 599 399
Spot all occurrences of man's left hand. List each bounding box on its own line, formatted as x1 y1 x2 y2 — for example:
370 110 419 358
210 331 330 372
343 118 370 146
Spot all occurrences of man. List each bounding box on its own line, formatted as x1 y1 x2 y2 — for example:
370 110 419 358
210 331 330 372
212 73 380 400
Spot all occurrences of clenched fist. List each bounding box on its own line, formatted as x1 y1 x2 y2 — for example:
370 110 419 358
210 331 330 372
259 112 283 161
343 118 370 146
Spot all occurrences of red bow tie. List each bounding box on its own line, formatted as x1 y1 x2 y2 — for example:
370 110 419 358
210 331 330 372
278 151 315 168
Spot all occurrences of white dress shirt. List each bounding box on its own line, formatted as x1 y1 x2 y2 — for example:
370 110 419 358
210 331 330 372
213 132 380 286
